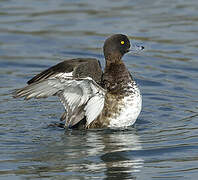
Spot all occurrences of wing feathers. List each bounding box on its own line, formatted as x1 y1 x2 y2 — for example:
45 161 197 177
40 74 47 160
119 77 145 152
13 79 63 100
14 76 105 127
84 95 105 126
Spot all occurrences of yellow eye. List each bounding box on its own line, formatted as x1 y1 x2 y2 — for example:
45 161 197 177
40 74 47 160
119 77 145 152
121 41 125 45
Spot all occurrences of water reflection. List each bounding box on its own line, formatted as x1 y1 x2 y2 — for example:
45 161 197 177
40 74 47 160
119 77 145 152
14 128 143 179
98 129 143 180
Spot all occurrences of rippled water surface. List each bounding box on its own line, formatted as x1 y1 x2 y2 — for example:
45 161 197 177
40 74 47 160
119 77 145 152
1 0 198 179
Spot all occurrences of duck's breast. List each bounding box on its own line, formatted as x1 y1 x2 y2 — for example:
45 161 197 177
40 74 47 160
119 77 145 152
108 84 142 128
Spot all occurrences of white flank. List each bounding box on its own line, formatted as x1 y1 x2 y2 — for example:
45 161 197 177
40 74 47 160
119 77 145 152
108 84 142 127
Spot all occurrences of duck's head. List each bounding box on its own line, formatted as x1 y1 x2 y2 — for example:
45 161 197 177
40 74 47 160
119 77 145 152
103 34 131 60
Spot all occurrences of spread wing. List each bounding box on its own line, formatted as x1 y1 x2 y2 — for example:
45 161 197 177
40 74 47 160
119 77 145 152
27 58 103 85
13 77 106 128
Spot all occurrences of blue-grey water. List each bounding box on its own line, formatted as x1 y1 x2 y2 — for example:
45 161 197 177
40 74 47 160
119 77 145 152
1 0 198 179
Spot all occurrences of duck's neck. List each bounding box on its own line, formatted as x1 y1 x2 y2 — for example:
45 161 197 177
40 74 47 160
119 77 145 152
104 53 122 66
103 59 133 94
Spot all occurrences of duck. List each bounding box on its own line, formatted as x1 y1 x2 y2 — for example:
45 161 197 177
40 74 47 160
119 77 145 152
13 34 143 129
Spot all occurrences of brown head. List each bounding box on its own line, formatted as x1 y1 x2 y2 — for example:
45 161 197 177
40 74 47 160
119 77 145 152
103 34 131 63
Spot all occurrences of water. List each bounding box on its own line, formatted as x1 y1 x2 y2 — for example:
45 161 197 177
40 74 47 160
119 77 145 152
1 0 198 179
